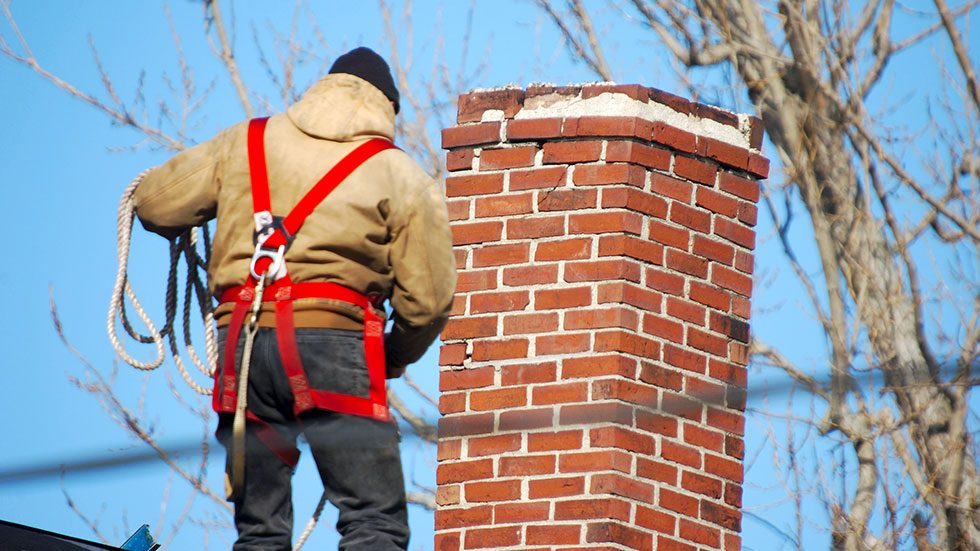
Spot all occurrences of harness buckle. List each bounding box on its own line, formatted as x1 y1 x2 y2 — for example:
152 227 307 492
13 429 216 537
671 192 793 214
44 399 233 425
250 243 286 282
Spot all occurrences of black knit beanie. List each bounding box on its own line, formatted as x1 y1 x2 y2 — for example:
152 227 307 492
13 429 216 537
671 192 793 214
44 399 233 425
328 47 400 114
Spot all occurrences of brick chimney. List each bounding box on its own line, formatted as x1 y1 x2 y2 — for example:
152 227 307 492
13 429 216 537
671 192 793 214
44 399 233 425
436 84 768 551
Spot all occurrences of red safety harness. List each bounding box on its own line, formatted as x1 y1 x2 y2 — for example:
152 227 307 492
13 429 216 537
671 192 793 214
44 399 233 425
213 117 397 466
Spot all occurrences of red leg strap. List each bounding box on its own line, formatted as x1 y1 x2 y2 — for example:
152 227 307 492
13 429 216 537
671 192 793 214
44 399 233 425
245 410 300 468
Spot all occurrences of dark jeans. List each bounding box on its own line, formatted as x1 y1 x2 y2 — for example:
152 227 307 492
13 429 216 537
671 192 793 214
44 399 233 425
217 327 409 551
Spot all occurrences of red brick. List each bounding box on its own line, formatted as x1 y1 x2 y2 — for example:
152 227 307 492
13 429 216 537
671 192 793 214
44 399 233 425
666 296 707 326
471 338 529 361
494 501 550 524
501 361 557 386
666 248 709 279
472 242 530 267
699 137 748 170
435 531 460 551
480 146 538 170
708 310 749 343
684 422 724 452
711 264 753 297
474 193 533 218
689 281 730 312
446 149 474 172
565 259 641 283
568 116 651 139
499 454 556 476
688 327 729 357
674 155 717 186
581 83 649 101
724 479 743 505
696 186 738 217
454 270 496 293
748 115 765 149
439 392 465 416
434 505 492 529
747 152 770 178
658 536 697 551
499 407 554 431
598 235 664 266
463 526 521 549
605 140 671 170
563 355 637 379
457 89 524 123
528 430 583 451
470 290 529 314
708 359 747 388
535 238 592 262
451 296 468 317
535 333 591 355
555 498 630 522
469 387 527 411
714 216 755 249
467 434 521 457
569 210 643 235
693 235 735 265
719 171 759 202
543 140 602 164
652 121 697 153
537 187 597 210
590 473 655 502
727 384 748 411
636 505 677 533
732 295 750 318
681 470 723 499
464 479 521 502
586 521 653 551
531 381 588 405
649 88 693 115
503 312 559 335
534 286 592 309
679 518 721 547
572 164 645 187
641 313 684 344
601 186 669 218
436 458 494 484
735 248 754 274
442 122 501 148
597 282 662 312
663 343 706 374
645 268 685 297
526 524 582 546
439 412 495 438
660 488 699 517
707 407 745 435
509 166 566 191
506 215 565 239
446 173 504 197
639 362 683 391
730 341 749 366
594 330 661 359
564 307 638 331
648 219 690 250
506 117 563 140
652 172 693 203
636 412 678 438
440 365 495 391
439 344 466 366
528 476 585 499
590 425 656 455
447 198 471 221
663 392 704 423
442 315 497 341
701 500 742 531
726 435 745 460
438 439 462 460
453 249 467 269
451 221 502 245
637 457 678 484
669 202 711 233
704 453 743 483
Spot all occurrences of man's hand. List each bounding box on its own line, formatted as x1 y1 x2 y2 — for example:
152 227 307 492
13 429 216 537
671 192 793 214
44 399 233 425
386 363 406 379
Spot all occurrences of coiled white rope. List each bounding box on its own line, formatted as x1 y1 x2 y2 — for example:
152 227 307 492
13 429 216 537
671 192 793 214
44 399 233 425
108 170 216 394
108 170 327 550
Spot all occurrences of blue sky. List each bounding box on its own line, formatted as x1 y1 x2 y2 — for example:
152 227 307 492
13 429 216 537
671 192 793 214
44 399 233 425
1 1 975 550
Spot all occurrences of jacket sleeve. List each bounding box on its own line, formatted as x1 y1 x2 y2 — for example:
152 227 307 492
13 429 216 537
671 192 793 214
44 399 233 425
133 137 220 239
385 176 458 368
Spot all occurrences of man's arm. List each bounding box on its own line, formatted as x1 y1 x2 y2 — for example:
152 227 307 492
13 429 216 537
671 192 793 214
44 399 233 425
385 177 457 370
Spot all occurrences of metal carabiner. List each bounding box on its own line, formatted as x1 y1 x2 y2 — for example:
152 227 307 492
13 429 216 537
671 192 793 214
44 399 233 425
249 244 286 282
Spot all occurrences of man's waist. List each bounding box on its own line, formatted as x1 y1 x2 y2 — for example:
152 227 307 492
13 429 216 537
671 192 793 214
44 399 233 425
214 304 365 330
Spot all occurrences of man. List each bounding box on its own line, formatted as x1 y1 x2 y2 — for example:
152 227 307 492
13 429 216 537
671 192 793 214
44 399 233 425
134 47 457 551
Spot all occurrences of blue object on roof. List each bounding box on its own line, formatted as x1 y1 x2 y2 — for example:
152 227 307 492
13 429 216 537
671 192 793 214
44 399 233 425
120 524 161 551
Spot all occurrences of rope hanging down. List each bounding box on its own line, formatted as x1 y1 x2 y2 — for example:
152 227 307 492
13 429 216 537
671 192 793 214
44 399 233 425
108 169 217 394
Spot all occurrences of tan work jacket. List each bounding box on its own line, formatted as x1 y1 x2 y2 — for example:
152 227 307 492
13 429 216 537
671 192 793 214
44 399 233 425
134 73 456 367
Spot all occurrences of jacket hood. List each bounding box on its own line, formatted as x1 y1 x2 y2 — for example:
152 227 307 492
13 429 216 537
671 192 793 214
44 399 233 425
286 73 396 142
